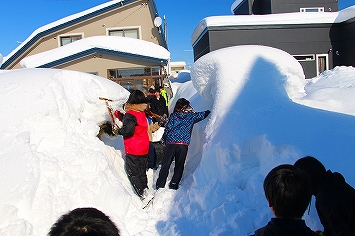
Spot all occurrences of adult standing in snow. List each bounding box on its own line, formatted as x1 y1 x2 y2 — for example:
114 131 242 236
253 164 318 236
146 87 155 105
294 156 355 236
114 90 154 204
150 88 168 119
159 85 169 107
156 98 210 190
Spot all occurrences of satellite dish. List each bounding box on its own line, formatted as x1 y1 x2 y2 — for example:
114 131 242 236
154 16 162 27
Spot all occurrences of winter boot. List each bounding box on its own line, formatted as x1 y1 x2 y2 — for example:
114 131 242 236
141 188 155 207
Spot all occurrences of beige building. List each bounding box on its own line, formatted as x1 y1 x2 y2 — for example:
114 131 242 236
169 61 186 75
1 0 169 92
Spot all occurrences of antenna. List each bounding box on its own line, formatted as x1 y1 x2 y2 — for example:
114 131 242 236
154 16 162 27
164 15 168 46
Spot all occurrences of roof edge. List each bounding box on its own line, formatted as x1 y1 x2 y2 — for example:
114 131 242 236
27 48 168 69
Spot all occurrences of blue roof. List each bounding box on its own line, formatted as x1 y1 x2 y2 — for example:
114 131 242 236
35 48 168 68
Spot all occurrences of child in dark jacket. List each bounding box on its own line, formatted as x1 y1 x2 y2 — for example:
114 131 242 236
253 164 318 236
294 156 355 236
156 98 210 190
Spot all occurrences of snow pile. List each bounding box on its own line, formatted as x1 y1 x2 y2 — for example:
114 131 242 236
1 45 355 235
170 70 191 83
169 69 192 96
0 68 131 235
294 66 355 116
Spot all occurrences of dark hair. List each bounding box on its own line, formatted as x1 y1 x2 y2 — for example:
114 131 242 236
264 164 312 219
294 156 326 195
48 207 120 236
173 98 190 112
126 90 147 104
148 88 155 94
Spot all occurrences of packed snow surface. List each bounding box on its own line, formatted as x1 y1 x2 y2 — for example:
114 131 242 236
1 45 355 235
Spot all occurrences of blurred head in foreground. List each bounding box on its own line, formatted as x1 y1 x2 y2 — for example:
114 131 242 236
294 156 326 195
48 207 120 236
264 164 312 219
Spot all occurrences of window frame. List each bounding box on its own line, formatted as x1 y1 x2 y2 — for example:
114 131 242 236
300 7 324 13
316 54 329 76
107 66 164 93
293 54 315 62
58 33 84 46
107 26 141 39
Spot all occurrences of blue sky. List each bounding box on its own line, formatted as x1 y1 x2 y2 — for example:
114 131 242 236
0 0 354 68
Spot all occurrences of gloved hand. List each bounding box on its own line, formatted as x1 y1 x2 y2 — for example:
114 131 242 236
114 110 124 121
113 127 120 136
205 110 211 117
158 114 168 127
114 118 123 128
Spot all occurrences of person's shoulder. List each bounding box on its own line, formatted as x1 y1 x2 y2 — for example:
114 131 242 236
124 112 139 120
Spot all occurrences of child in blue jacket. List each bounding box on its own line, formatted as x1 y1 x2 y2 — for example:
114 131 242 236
156 98 210 190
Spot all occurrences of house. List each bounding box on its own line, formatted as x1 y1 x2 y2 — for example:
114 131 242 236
232 0 338 15
169 61 186 75
1 0 170 92
192 0 355 79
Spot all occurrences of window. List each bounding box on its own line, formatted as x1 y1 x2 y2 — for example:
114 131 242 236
300 7 324 13
108 66 164 93
293 54 315 61
60 35 82 46
108 28 139 39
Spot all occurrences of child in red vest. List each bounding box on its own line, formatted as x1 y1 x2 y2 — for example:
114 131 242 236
115 90 154 205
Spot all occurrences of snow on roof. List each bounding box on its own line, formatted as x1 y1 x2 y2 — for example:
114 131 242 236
170 61 186 66
20 36 170 68
3 0 124 63
191 5 355 45
231 0 244 14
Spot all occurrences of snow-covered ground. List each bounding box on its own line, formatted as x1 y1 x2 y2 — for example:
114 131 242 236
1 45 355 235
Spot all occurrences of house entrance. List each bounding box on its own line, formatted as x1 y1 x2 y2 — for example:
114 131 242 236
316 54 329 76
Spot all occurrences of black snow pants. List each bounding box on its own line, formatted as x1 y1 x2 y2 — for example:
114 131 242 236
125 154 148 197
156 144 188 189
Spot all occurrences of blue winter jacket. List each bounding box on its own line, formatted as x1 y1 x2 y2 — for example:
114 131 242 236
163 110 210 145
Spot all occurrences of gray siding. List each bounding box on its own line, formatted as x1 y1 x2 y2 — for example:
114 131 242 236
330 18 355 66
235 0 339 15
193 32 211 62
194 24 335 78
271 0 338 13
233 0 251 15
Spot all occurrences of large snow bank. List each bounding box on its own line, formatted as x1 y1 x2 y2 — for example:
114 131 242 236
1 45 355 235
0 68 132 235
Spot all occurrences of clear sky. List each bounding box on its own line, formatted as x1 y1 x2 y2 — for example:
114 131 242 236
0 0 353 68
